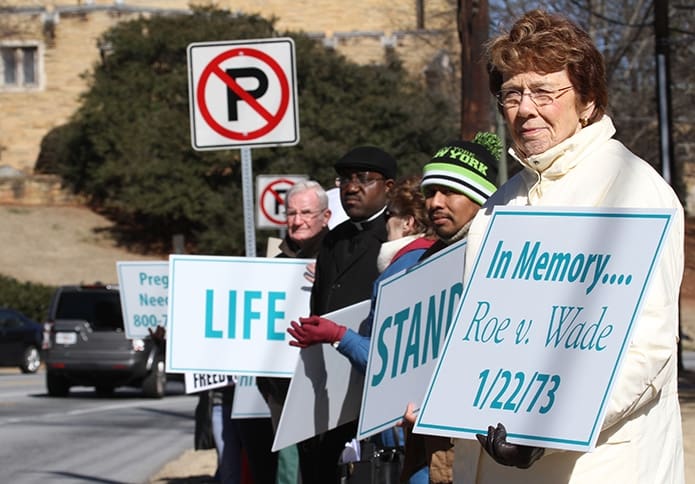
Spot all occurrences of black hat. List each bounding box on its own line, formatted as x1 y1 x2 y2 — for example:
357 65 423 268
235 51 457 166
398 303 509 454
421 132 502 205
334 146 397 180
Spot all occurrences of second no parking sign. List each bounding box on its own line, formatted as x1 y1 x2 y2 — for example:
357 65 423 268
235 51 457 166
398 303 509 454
187 38 299 150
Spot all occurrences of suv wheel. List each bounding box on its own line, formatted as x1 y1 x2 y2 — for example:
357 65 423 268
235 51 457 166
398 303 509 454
20 345 41 374
142 359 166 398
46 371 70 397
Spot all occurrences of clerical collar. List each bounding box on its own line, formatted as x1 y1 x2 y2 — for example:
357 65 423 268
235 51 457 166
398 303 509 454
351 206 386 231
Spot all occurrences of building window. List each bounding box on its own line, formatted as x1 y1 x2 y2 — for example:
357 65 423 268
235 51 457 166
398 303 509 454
1 43 42 91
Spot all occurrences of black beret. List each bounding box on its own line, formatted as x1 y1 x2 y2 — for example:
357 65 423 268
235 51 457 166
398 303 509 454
334 146 397 180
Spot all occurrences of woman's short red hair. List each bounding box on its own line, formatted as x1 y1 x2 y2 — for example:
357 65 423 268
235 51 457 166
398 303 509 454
485 9 608 125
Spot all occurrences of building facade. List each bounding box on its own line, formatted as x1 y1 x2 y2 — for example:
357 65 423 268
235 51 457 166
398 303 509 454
0 0 458 186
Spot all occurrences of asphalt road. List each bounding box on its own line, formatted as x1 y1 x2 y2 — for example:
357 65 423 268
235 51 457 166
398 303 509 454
4 352 695 484
0 368 198 484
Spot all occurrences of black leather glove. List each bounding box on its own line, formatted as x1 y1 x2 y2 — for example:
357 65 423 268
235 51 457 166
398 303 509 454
475 423 545 469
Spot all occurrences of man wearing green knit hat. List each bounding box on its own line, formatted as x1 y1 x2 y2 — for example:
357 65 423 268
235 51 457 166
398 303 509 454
402 131 502 484
419 132 501 253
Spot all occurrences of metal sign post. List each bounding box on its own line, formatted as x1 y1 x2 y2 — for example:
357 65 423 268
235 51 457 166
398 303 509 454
241 147 256 257
187 38 299 257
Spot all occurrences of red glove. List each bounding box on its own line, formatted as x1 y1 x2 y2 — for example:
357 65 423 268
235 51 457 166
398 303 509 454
287 316 347 348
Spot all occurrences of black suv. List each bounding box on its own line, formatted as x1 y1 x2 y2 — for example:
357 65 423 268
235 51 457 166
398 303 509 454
43 284 166 398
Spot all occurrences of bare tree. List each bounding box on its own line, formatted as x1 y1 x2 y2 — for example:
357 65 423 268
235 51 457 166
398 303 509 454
489 1 693 194
458 0 492 138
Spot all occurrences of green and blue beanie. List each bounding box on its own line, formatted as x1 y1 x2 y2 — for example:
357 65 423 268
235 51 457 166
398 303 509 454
421 132 502 206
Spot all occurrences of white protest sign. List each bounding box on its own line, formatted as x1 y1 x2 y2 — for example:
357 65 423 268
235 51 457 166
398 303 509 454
272 300 371 451
326 187 349 229
357 240 466 440
232 375 272 419
166 255 313 376
184 372 233 394
116 261 169 339
415 207 675 452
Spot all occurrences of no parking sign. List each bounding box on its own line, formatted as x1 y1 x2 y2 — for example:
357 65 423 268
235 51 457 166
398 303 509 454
257 175 308 229
187 38 299 150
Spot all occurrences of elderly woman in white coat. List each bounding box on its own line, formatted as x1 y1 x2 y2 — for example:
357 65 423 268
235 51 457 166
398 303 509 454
455 9 685 484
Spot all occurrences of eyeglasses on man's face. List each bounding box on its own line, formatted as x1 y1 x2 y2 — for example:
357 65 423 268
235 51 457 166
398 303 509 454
335 171 385 188
286 209 324 220
496 85 574 109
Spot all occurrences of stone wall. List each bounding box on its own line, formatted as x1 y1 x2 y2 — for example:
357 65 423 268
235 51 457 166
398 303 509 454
0 173 83 205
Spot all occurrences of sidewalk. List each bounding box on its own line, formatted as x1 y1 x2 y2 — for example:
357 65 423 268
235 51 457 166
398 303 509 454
149 374 695 483
148 448 217 483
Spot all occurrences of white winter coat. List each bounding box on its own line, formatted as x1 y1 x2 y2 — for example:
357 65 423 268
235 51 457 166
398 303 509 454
454 116 685 483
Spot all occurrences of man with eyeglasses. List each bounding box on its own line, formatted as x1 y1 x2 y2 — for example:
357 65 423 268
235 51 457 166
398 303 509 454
395 133 500 484
297 145 396 484
252 180 332 484
279 180 333 260
311 146 396 317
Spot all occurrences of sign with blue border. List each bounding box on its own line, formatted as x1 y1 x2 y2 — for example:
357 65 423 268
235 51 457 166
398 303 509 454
117 261 169 339
357 239 467 440
415 207 674 452
166 255 312 376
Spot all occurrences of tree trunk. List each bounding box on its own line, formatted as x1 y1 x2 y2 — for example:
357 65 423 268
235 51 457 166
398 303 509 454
458 0 491 139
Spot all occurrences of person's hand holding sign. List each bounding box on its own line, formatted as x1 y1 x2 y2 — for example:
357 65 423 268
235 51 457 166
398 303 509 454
303 262 316 284
476 423 545 469
287 316 347 348
397 402 417 430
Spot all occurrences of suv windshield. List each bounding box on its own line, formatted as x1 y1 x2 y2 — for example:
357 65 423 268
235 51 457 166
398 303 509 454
54 290 124 331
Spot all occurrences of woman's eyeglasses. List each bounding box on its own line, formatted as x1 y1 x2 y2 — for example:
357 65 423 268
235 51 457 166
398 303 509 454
496 85 573 109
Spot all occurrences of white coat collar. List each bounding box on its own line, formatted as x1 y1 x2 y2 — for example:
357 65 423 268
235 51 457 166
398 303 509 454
376 235 421 273
509 115 616 201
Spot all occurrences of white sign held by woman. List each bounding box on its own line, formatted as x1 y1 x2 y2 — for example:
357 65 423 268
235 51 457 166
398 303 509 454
415 206 675 452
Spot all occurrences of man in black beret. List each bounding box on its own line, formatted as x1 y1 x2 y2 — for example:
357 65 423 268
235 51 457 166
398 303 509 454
297 145 396 484
310 146 396 316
